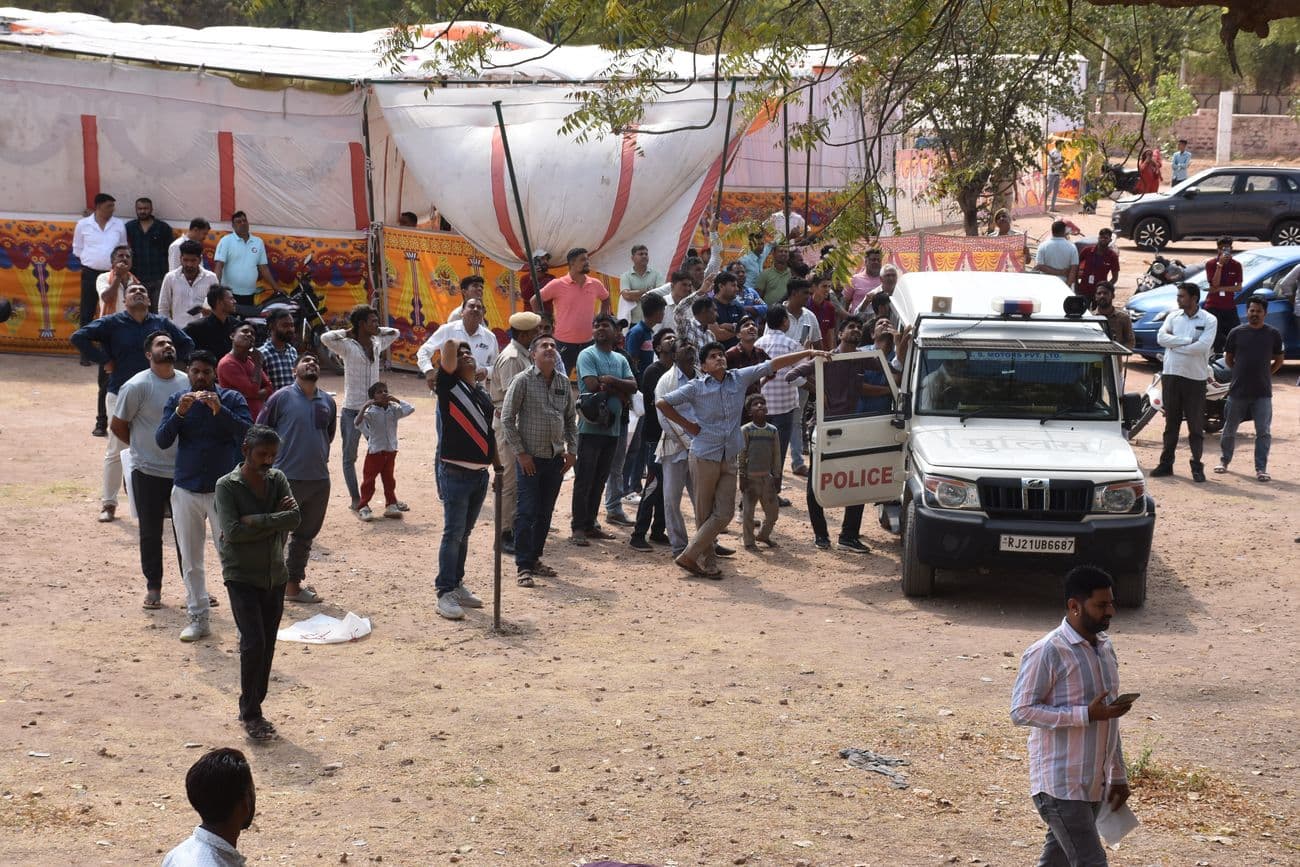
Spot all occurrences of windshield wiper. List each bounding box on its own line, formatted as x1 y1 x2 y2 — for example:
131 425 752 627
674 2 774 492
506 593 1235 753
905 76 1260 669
957 405 1022 423
1039 406 1103 425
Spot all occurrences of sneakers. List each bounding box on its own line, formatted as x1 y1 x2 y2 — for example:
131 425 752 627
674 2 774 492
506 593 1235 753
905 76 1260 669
1190 461 1206 483
622 492 642 505
630 536 653 551
357 506 375 522
179 615 211 642
393 501 410 511
838 538 872 554
383 504 403 519
814 537 831 550
436 593 465 620
453 585 483 608
648 532 671 545
98 504 116 523
1150 463 1173 477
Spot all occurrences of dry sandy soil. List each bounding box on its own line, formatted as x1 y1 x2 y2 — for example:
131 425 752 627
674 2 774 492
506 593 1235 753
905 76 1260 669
1 203 1297 866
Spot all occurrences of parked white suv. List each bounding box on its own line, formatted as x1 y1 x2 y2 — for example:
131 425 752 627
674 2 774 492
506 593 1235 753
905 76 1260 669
809 272 1155 606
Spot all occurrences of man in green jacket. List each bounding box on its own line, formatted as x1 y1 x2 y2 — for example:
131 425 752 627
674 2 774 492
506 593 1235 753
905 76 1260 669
215 424 301 741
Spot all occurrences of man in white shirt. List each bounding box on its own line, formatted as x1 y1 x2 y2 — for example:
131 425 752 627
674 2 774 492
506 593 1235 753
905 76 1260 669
162 747 256 867
1153 282 1217 481
446 275 486 324
780 279 824 349
618 243 664 326
417 297 499 386
159 240 220 328
768 194 806 240
168 217 212 272
72 192 128 335
1033 220 1079 286
320 304 400 510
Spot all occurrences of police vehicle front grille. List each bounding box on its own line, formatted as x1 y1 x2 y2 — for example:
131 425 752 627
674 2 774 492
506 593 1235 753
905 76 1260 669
977 478 1092 519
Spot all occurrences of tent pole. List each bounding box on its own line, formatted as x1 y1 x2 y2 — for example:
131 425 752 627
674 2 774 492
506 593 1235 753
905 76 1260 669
713 78 738 223
804 91 813 238
493 100 538 312
361 88 387 364
782 101 791 241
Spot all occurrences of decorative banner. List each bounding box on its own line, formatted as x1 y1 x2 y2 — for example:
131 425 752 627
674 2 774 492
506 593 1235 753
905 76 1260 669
380 227 522 370
0 218 368 355
879 233 1027 273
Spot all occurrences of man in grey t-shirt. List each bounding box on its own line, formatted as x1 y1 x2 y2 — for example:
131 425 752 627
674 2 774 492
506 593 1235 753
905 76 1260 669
111 331 191 609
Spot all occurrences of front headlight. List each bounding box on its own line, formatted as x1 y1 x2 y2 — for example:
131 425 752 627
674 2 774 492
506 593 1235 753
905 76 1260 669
1093 481 1144 513
923 474 980 509
1127 308 1142 321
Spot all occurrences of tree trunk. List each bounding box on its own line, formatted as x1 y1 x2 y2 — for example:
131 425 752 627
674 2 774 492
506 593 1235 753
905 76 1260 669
957 185 983 236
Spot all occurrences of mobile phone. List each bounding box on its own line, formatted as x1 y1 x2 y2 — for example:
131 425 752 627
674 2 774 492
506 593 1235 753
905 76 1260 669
1111 692 1140 705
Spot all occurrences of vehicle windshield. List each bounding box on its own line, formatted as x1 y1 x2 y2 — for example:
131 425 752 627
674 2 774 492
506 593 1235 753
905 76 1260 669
916 348 1117 421
1184 251 1275 292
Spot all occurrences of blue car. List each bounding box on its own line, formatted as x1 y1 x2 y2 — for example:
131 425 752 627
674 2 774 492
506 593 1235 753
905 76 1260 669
1127 246 1300 362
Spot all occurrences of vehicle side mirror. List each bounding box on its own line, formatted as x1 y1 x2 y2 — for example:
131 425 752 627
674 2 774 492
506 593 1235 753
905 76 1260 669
1252 288 1277 302
1121 392 1143 428
1182 187 1199 199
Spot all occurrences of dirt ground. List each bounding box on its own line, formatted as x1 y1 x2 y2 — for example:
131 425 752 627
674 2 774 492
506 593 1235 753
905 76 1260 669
2 201 1298 866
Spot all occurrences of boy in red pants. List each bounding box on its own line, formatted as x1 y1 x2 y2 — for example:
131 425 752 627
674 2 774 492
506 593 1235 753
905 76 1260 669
355 381 415 521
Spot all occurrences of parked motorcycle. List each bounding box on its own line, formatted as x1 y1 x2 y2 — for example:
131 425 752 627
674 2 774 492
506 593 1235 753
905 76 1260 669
232 255 343 373
1080 162 1142 214
1134 255 1187 294
1128 355 1241 439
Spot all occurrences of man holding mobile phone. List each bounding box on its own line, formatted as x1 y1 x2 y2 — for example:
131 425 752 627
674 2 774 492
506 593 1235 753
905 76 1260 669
1011 566 1134 866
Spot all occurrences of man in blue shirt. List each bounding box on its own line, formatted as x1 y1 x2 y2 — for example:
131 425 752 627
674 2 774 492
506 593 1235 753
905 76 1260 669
214 211 279 305
571 315 637 546
737 232 773 291
256 353 337 603
1170 139 1192 184
659 340 827 577
156 350 252 642
625 293 665 376
72 282 194 523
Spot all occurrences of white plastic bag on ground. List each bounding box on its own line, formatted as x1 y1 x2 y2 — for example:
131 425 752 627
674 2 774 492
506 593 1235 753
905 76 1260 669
277 612 372 644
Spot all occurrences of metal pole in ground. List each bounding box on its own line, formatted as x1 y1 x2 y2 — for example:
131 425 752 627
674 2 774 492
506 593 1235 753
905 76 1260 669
492 468 503 631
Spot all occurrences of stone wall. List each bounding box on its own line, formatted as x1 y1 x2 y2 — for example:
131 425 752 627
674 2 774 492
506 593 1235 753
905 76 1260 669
1103 109 1300 160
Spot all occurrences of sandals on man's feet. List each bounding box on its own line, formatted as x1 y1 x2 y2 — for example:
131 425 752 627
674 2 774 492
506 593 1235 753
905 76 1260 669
244 718 276 741
516 572 536 588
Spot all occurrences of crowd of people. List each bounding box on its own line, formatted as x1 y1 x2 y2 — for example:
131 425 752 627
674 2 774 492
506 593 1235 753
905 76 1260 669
60 187 1296 867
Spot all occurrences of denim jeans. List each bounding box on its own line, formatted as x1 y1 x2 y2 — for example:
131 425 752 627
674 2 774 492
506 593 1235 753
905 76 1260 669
514 455 565 570
604 429 630 515
437 463 489 595
623 423 647 493
1031 793 1107 867
571 433 618 532
340 408 362 504
1220 395 1272 472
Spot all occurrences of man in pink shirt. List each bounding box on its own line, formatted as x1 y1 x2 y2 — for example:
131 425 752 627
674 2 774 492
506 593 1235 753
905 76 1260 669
540 247 611 371
846 247 883 313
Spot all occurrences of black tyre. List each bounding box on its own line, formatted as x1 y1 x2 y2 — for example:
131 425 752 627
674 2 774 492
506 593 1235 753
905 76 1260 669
1133 218 1170 250
1271 219 1300 246
1114 566 1147 608
900 499 935 598
1128 402 1157 439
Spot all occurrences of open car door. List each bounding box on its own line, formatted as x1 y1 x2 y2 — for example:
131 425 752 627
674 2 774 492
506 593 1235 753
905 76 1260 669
810 350 908 509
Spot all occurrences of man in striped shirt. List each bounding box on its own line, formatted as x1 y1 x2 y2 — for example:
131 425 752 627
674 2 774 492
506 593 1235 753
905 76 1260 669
1011 566 1134 866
